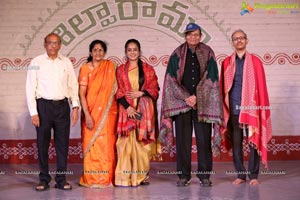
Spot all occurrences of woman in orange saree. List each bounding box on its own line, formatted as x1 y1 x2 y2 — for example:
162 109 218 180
114 39 160 187
78 40 118 188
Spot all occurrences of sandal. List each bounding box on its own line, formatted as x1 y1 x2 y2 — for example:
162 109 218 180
35 182 49 191
140 176 150 186
200 179 212 187
176 178 191 187
55 182 72 190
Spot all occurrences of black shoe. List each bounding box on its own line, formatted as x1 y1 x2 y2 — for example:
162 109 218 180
200 179 212 187
54 182 72 190
176 179 190 187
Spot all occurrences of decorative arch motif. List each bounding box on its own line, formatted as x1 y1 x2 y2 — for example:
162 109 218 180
1 53 300 71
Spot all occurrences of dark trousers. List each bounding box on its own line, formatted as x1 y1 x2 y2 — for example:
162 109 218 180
174 110 212 181
229 115 260 180
36 98 70 185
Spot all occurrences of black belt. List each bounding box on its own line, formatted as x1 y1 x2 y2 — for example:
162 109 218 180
38 98 68 104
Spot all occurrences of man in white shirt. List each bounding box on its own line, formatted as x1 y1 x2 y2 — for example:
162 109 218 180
26 33 79 191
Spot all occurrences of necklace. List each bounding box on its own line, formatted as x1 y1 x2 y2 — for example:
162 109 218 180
90 61 100 70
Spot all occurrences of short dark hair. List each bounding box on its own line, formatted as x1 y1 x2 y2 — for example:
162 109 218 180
231 29 248 41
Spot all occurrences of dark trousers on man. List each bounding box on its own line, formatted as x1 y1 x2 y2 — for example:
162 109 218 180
229 115 260 180
36 98 70 186
174 109 212 181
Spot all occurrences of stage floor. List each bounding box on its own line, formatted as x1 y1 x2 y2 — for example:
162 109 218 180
1 161 299 200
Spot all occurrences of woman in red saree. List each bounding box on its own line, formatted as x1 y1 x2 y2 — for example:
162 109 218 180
115 39 159 186
79 40 118 188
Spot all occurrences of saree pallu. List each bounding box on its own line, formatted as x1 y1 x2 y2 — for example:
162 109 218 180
115 65 159 186
78 60 118 188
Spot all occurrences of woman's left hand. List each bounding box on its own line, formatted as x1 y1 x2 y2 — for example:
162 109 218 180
126 90 144 99
126 106 139 119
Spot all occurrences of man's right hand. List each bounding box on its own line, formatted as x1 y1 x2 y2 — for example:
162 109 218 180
185 95 197 108
31 115 40 127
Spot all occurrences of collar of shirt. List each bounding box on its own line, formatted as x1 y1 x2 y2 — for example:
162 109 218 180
235 53 246 61
43 53 63 61
188 47 196 54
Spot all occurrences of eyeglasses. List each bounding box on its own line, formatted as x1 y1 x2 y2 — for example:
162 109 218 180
232 37 246 42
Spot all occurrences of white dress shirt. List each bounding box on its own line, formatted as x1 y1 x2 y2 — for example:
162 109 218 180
26 53 79 116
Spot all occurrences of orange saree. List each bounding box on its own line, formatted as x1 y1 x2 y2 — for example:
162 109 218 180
78 60 118 188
